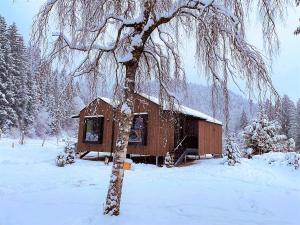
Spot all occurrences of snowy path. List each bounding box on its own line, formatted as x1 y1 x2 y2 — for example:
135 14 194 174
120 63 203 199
0 139 299 225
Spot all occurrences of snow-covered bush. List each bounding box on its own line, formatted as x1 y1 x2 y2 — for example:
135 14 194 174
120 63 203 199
64 141 76 154
243 148 254 159
65 152 75 164
61 141 76 164
56 154 65 167
242 113 292 155
257 151 300 170
285 152 300 170
164 152 174 168
280 138 295 152
223 135 241 166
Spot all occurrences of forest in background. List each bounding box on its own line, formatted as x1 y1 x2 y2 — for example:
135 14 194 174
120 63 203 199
0 15 83 138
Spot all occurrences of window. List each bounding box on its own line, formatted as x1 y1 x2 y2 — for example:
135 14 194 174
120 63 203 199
129 114 148 146
83 116 104 144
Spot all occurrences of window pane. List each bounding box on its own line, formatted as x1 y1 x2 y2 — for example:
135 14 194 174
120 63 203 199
84 117 103 143
129 114 147 145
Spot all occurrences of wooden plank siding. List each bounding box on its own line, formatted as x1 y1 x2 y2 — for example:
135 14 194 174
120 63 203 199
158 111 175 156
77 94 175 157
121 94 162 156
76 94 223 158
77 98 114 153
198 121 223 156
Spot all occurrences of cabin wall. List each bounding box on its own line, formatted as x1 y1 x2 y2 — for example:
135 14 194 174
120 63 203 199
198 121 223 156
77 99 114 153
158 111 175 156
77 95 223 158
112 95 173 156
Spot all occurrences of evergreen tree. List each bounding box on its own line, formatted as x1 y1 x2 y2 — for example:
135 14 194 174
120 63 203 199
239 109 248 130
279 95 297 141
296 99 300 150
288 101 297 142
280 95 291 137
243 111 288 155
7 23 36 132
0 16 16 130
263 99 276 121
23 54 38 133
7 23 26 129
0 16 9 128
223 134 241 166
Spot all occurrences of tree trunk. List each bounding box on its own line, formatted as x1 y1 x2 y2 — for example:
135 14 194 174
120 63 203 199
103 62 137 216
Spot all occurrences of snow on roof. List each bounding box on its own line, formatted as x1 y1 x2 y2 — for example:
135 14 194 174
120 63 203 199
78 94 222 125
98 97 117 106
138 93 222 125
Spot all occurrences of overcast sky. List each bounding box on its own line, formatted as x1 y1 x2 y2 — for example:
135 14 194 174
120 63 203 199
0 1 300 101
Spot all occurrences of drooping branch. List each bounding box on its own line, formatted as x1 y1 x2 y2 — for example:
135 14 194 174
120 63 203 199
32 0 288 125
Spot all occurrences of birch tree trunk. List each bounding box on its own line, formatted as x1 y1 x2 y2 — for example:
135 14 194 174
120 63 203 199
104 62 138 216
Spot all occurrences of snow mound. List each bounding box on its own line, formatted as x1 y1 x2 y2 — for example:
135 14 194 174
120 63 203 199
253 151 300 169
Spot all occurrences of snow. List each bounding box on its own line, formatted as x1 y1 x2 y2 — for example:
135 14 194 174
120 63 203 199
139 93 223 125
84 115 104 118
98 97 118 107
0 138 299 225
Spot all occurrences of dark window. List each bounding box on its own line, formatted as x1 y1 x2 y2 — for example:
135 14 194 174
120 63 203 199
83 116 104 144
129 114 148 146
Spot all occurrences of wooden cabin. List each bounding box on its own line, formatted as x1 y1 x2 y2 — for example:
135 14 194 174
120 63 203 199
74 93 222 165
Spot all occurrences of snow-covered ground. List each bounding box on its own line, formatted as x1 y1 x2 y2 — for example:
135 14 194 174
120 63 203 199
0 138 299 225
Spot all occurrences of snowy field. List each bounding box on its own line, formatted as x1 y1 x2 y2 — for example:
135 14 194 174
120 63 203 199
0 138 299 225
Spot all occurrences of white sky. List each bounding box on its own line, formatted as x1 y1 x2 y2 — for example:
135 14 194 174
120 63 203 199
0 0 300 101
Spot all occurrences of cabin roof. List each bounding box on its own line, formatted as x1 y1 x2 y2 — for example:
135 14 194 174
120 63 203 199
138 93 222 125
98 97 116 106
75 93 222 125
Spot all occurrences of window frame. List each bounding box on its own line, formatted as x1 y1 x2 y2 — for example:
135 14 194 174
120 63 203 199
83 115 104 144
128 113 148 146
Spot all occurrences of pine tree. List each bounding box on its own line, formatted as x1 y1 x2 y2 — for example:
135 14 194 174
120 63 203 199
296 99 300 151
243 111 288 155
7 23 36 133
239 109 248 130
288 101 297 142
0 16 16 130
7 23 27 129
0 16 8 128
263 99 276 121
279 95 297 141
26 46 41 126
32 59 53 137
280 95 291 137
223 134 241 166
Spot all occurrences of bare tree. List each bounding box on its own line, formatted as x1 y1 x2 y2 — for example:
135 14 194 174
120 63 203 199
33 0 286 215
